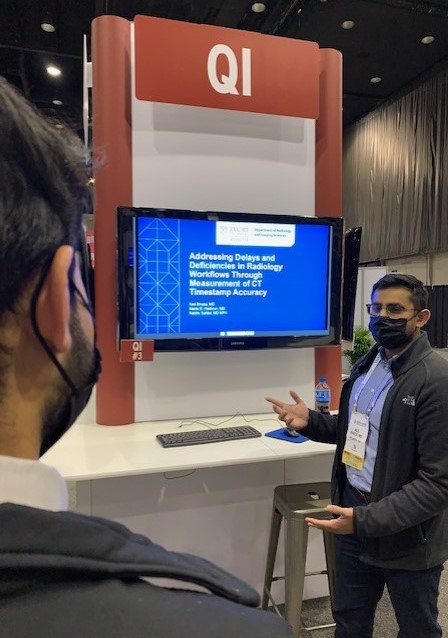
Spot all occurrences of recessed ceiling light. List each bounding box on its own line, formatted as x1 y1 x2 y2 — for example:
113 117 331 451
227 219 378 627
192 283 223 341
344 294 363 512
46 65 61 77
370 76 382 84
41 12 56 33
41 21 55 33
341 20 355 29
421 35 435 44
251 2 266 13
52 98 63 106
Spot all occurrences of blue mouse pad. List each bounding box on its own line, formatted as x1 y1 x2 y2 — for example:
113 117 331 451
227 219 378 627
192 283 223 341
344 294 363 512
265 428 308 443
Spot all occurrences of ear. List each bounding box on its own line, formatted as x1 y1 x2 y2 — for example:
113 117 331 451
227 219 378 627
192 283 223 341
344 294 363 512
35 246 74 354
416 308 431 329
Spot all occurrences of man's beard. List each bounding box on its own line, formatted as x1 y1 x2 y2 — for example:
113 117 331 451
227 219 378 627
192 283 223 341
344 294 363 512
40 308 94 451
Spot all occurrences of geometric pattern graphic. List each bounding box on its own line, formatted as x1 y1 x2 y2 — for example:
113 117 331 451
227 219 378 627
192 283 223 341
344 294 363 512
137 217 181 335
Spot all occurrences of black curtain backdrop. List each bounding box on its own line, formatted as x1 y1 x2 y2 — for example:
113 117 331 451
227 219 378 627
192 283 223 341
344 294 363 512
343 66 448 264
425 286 448 348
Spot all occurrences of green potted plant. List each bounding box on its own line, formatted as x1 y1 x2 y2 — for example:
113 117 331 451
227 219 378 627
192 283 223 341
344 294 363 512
343 326 374 369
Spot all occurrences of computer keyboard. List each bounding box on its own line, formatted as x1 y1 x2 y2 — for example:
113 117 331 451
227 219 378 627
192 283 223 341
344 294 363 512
156 425 262 448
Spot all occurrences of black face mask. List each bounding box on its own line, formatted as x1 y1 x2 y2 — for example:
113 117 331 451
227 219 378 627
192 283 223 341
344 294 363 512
30 265 102 456
38 345 102 456
369 315 415 350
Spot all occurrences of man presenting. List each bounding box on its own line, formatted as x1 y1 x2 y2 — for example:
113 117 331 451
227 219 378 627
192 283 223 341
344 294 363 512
267 274 448 638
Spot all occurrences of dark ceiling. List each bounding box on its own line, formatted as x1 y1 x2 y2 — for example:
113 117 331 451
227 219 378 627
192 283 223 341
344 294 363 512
1 0 448 135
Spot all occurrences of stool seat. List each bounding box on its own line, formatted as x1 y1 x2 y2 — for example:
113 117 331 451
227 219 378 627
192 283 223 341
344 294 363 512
262 482 335 637
274 483 333 518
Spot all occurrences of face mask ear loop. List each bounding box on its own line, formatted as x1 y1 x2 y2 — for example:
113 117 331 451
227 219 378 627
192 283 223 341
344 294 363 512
30 265 78 396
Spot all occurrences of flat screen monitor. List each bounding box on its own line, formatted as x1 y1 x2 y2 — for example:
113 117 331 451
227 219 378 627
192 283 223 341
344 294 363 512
342 227 362 342
117 207 343 352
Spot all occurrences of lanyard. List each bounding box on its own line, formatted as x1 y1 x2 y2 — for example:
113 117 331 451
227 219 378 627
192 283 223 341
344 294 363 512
353 353 391 416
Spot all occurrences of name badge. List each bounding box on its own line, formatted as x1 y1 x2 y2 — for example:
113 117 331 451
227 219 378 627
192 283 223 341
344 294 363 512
342 411 369 470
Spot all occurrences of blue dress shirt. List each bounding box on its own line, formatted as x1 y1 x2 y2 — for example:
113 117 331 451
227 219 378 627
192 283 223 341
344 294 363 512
346 352 394 493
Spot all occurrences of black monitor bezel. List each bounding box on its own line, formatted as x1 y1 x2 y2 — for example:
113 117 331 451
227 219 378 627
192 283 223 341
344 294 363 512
117 206 343 352
342 227 362 342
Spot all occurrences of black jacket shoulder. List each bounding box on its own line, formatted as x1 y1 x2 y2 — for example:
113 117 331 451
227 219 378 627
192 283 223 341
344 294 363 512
0 504 291 638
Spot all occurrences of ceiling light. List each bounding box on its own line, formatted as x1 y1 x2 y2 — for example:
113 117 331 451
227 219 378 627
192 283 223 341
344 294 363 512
41 21 55 33
251 2 266 13
46 65 61 77
421 35 435 44
52 98 63 106
55 123 64 129
370 76 382 84
341 20 355 29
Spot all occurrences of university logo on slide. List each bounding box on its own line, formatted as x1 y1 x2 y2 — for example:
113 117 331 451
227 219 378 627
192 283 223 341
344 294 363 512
134 15 319 119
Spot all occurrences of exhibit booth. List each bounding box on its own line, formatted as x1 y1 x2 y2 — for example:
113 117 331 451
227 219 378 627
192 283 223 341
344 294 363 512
44 14 343 601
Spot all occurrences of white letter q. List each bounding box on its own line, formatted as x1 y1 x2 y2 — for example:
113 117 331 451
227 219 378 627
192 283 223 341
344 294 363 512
207 44 239 95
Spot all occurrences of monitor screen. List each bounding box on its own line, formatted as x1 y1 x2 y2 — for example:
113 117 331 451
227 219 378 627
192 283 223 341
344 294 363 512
117 207 343 351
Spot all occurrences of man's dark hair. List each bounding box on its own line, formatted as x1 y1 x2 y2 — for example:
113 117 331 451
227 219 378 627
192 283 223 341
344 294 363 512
372 274 428 310
0 76 91 322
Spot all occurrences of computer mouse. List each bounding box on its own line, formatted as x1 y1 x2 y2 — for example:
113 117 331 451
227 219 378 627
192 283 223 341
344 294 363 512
284 427 301 437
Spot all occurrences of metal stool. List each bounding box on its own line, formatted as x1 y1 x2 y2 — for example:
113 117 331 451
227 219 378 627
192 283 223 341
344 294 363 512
262 482 336 636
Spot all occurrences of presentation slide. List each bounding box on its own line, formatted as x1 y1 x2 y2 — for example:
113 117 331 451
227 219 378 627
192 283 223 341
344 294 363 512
136 217 331 339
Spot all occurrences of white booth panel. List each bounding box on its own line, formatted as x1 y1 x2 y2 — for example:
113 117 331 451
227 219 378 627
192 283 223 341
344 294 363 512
132 98 316 422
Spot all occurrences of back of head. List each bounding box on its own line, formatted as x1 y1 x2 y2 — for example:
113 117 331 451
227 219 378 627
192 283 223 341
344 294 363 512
0 76 91 326
371 273 428 310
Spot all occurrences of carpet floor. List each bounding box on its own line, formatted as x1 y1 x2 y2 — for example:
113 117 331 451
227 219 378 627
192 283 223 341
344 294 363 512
278 564 448 636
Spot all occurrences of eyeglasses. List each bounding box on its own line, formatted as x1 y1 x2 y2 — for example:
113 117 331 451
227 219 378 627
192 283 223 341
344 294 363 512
366 303 419 318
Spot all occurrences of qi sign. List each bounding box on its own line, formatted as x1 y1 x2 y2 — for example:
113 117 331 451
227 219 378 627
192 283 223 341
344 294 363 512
119 340 154 363
207 45 252 97
134 15 319 119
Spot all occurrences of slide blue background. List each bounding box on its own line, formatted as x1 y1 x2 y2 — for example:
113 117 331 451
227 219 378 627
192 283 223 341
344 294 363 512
137 217 330 338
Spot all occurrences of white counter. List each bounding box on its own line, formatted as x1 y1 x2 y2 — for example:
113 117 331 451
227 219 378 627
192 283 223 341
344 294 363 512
43 414 335 481
43 415 336 601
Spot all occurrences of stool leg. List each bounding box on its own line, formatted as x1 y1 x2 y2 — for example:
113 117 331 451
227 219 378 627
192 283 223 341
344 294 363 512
323 530 336 611
262 506 283 609
285 517 308 638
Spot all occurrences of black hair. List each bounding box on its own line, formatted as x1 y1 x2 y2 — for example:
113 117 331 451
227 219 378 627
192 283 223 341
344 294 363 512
371 273 428 310
0 76 91 322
